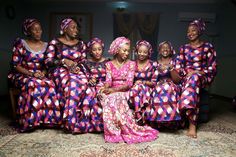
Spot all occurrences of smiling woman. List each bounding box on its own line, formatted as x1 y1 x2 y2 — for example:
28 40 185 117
49 12 92 41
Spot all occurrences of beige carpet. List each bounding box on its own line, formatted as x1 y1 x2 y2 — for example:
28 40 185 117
0 99 236 157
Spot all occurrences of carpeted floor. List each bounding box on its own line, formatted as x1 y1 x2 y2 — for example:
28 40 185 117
0 97 235 157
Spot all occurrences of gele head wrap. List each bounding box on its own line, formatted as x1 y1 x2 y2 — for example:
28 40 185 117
87 37 104 50
22 18 40 36
60 18 74 35
189 18 206 35
108 37 130 55
135 40 153 58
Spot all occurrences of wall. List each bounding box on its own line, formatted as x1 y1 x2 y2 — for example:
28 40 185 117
210 0 236 98
0 1 25 95
0 0 235 97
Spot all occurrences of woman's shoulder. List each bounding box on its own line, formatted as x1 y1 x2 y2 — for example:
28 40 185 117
49 38 59 45
126 60 136 69
149 59 158 65
105 60 114 67
13 38 23 47
180 43 189 49
203 42 214 49
127 59 136 65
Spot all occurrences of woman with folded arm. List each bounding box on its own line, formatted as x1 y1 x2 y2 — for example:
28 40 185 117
8 18 61 132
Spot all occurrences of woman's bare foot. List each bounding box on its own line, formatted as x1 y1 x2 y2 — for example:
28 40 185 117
187 123 197 138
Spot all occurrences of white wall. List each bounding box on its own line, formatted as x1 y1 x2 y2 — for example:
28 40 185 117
0 0 235 98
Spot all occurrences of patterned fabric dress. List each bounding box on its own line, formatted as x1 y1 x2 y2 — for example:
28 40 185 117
45 39 93 133
81 59 108 132
147 60 181 127
8 39 61 132
129 60 157 123
174 42 217 125
101 60 158 144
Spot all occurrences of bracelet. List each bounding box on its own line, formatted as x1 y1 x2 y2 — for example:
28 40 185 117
61 59 65 65
169 66 174 71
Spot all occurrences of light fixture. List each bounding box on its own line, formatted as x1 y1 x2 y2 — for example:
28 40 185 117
114 1 129 12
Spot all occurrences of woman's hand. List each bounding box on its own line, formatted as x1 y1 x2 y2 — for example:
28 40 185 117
69 65 80 74
187 70 205 77
33 71 45 79
135 80 143 85
62 58 77 68
103 88 116 95
89 78 97 86
100 86 116 95
97 87 106 100
144 81 153 87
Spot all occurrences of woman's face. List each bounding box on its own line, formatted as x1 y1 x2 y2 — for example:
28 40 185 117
91 43 103 60
117 43 130 61
160 43 171 58
29 22 42 41
187 25 200 41
65 20 78 39
137 45 149 61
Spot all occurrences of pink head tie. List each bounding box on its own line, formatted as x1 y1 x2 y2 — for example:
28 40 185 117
135 40 153 57
108 37 130 55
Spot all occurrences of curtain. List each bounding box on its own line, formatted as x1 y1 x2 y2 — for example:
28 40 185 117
113 12 160 60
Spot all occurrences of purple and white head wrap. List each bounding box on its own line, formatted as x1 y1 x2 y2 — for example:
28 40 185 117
22 18 40 36
108 37 130 55
135 40 153 57
189 18 206 35
87 37 104 50
60 18 74 35
158 41 176 56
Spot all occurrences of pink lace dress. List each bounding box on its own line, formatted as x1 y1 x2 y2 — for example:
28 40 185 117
101 60 158 144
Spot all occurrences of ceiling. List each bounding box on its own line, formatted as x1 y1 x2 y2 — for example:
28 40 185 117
22 0 223 4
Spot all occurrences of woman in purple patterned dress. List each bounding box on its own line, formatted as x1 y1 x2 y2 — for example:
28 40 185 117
81 37 108 132
99 37 158 144
8 19 61 132
147 41 181 129
129 40 157 125
44 18 91 133
175 19 217 138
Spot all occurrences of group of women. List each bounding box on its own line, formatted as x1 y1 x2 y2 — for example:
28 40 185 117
8 17 217 144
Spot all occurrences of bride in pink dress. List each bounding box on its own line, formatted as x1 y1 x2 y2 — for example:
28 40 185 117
99 37 158 144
